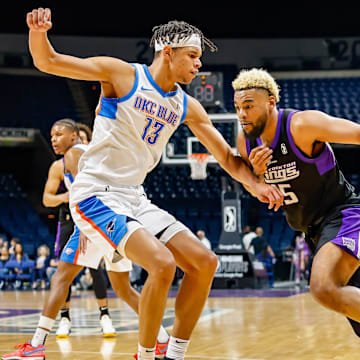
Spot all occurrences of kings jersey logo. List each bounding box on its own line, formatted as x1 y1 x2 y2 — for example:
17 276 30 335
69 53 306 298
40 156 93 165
264 161 300 184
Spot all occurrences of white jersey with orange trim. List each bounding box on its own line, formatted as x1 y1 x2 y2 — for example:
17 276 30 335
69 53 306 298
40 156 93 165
70 63 188 207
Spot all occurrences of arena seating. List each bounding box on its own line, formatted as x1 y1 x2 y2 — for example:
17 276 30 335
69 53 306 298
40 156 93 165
143 165 225 248
0 173 53 257
0 74 79 141
277 77 360 123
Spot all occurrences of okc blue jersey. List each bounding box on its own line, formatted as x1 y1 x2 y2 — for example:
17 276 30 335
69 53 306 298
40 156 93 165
71 63 188 207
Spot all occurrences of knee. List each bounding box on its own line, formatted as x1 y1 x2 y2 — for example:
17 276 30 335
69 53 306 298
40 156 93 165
204 251 219 276
187 250 218 279
150 255 177 285
310 276 339 309
50 268 73 289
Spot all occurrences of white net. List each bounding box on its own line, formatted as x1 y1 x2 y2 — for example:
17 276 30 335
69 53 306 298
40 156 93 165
188 153 210 180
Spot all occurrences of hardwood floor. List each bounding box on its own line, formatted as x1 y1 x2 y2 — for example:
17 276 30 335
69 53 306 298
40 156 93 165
0 288 358 359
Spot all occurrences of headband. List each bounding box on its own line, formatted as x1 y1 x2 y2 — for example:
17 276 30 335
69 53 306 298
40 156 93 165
154 33 202 51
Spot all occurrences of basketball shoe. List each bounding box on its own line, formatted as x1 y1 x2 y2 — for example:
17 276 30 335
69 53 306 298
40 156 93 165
133 339 169 359
100 315 116 337
56 317 71 339
1 342 45 359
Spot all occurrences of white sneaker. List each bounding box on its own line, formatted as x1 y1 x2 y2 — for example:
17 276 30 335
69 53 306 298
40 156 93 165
56 317 71 339
100 315 116 337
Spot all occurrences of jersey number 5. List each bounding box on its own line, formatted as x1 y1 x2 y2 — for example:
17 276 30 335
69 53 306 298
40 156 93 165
277 183 299 205
142 117 165 145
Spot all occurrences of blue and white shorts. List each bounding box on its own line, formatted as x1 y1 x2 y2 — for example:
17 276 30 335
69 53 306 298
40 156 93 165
61 185 188 270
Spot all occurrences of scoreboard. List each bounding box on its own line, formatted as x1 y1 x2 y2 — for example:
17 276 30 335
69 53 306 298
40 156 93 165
186 71 224 109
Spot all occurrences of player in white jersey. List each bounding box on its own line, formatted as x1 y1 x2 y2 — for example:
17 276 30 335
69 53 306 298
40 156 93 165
2 8 283 360
3 118 170 360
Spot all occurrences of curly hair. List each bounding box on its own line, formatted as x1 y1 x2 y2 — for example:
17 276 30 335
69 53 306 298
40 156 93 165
150 20 218 53
77 122 92 142
232 68 280 103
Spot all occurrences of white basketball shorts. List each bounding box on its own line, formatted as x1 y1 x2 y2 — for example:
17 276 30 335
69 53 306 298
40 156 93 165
61 185 188 270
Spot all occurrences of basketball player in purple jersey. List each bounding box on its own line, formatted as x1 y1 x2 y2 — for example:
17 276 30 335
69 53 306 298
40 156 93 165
234 68 360 341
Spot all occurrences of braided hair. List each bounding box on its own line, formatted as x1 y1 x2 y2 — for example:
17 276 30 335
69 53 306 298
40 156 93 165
52 118 80 136
150 20 218 53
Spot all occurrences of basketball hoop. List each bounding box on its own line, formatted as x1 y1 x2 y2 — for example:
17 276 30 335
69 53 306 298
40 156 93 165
188 153 210 180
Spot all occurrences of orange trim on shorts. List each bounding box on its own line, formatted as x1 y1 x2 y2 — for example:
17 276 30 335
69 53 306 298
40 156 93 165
75 204 117 249
74 247 80 264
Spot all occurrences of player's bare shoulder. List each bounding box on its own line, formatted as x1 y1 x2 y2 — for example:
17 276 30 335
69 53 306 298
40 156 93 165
290 110 324 132
49 158 64 180
99 57 136 98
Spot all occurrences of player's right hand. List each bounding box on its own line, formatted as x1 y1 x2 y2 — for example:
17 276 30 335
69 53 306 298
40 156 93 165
253 182 284 212
61 192 70 204
26 8 52 32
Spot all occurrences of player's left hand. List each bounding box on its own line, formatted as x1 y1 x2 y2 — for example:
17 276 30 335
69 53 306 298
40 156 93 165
249 145 272 176
253 182 284 211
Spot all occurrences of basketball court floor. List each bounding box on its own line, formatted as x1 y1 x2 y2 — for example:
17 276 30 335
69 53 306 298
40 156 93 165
0 286 358 360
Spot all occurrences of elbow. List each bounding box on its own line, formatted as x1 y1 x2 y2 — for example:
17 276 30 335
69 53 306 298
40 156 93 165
33 58 52 73
42 196 50 208
32 52 57 73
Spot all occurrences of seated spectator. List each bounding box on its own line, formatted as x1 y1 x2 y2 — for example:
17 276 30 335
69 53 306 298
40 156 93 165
5 242 34 289
0 246 10 289
0 235 7 249
8 237 19 256
0 246 9 266
46 257 59 283
32 244 51 290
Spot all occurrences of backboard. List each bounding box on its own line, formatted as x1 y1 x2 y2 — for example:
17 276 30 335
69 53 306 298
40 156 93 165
162 113 240 165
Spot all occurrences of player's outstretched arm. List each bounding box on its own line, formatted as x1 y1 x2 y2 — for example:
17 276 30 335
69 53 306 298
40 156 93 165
292 110 360 149
26 8 132 83
185 97 284 211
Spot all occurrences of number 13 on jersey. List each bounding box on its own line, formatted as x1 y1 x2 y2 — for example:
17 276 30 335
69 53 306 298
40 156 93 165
142 117 165 145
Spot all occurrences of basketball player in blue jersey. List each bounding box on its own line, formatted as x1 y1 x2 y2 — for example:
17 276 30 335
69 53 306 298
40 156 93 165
2 9 283 360
43 119 118 338
233 68 360 343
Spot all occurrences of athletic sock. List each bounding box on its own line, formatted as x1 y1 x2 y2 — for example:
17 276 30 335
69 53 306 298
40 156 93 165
157 325 169 343
165 336 189 360
31 316 55 347
60 308 70 321
31 327 49 347
137 344 156 360
99 306 110 318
